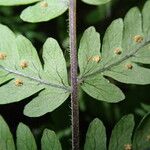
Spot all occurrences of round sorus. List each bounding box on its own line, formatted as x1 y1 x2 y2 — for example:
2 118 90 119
40 1 48 8
0 52 7 60
15 79 23 86
133 35 144 43
20 60 29 69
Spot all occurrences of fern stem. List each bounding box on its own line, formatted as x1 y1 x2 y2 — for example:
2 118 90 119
69 0 79 149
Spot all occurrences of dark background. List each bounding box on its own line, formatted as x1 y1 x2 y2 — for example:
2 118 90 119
0 0 149 149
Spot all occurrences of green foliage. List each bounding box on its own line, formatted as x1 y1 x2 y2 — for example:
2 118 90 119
0 79 43 104
108 115 134 150
0 1 150 116
23 38 70 117
133 113 150 150
24 88 70 117
82 0 111 5
17 123 37 150
78 27 101 77
20 0 69 23
0 0 69 23
84 118 107 150
0 0 40 6
78 1 150 102
81 74 124 102
0 115 62 150
78 27 124 102
0 24 70 117
0 0 112 23
0 1 150 149
41 129 62 150
0 113 150 150
84 113 150 150
0 116 15 150
142 0 150 41
102 6 150 84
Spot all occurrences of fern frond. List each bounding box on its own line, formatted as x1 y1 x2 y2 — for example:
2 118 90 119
78 0 150 102
0 24 70 117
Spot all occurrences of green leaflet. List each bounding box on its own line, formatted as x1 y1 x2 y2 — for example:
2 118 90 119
142 0 150 41
0 24 19 85
78 27 101 77
101 7 150 85
0 0 69 22
104 61 150 85
84 118 107 150
101 18 123 65
16 35 43 75
132 43 150 64
41 129 62 150
0 78 43 104
79 2 150 103
42 38 69 86
81 74 124 102
0 24 70 116
78 25 125 103
0 117 62 149
102 6 150 85
82 0 111 5
0 26 44 104
108 115 134 150
0 24 19 70
0 0 40 6
123 7 143 54
24 88 70 117
20 0 69 23
133 113 150 150
0 116 15 150
0 70 12 85
17 123 37 150
23 38 70 117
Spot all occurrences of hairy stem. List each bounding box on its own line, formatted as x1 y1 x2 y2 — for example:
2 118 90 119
69 0 79 149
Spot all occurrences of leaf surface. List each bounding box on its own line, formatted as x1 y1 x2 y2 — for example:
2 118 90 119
79 2 150 95
133 113 150 150
17 123 37 150
0 24 18 70
0 78 43 104
42 38 69 86
24 88 69 117
0 30 44 104
108 115 134 150
82 0 111 5
101 19 123 65
102 7 150 84
104 61 150 85
142 0 150 41
41 129 62 150
78 27 101 77
0 116 15 150
0 24 70 116
84 118 107 150
0 0 40 6
81 74 124 102
20 0 69 23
